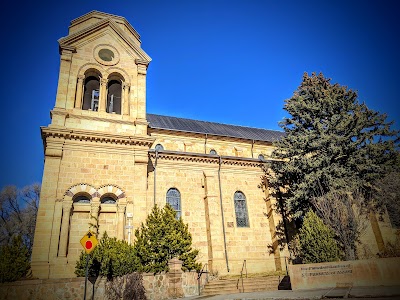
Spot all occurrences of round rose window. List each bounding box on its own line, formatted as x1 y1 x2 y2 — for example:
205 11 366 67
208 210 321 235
98 49 114 62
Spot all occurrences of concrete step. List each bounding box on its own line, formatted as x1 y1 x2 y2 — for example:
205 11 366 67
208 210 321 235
201 276 281 296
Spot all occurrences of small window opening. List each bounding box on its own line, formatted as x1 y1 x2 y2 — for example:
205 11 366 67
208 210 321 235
73 195 90 203
101 195 116 204
258 154 265 161
210 149 217 155
155 144 164 151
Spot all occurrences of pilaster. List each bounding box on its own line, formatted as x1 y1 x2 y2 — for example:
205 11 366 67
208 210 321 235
58 201 72 257
74 75 85 109
117 203 126 240
122 82 129 116
99 78 108 113
203 171 225 274
54 47 74 109
135 59 148 127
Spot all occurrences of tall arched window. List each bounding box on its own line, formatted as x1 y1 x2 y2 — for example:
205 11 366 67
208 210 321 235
82 76 100 111
166 188 181 219
107 79 122 114
234 191 249 227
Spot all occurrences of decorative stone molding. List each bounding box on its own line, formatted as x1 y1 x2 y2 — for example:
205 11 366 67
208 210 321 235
60 47 74 61
42 127 155 147
148 150 264 168
100 78 108 86
135 59 149 75
91 191 101 198
98 184 125 200
59 17 151 63
106 67 131 85
63 183 127 217
77 62 107 79
63 183 97 201
134 118 149 126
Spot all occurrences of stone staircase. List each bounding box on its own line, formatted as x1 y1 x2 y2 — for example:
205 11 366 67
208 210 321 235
200 276 282 296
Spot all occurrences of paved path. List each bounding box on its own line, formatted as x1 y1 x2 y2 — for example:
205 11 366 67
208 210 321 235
186 285 400 299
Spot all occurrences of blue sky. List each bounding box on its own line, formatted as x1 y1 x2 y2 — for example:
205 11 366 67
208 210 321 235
0 0 399 189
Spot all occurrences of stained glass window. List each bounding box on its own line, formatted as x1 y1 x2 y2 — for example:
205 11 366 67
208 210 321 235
166 188 181 219
234 191 249 227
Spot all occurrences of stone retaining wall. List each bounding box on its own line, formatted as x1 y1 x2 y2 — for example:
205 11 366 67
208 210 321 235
0 259 206 300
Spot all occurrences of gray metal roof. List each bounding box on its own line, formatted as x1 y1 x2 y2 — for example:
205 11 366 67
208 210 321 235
147 114 285 142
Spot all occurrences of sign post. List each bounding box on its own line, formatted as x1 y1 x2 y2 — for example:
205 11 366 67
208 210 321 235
80 231 98 300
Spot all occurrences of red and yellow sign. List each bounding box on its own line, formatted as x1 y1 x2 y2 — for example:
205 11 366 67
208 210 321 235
80 231 98 254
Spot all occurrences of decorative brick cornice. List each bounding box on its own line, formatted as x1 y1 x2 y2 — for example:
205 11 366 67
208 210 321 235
41 127 154 147
149 150 267 168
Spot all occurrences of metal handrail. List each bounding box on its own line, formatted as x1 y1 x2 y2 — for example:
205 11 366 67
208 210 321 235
197 263 208 295
236 259 247 292
241 259 247 279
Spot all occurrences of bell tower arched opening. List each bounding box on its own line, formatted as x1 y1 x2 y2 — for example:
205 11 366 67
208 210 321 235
107 79 122 114
82 70 101 111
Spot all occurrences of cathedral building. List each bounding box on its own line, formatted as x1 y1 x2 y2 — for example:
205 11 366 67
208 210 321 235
31 11 395 279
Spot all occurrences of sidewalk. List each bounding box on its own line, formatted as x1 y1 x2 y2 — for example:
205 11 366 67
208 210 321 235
186 285 400 299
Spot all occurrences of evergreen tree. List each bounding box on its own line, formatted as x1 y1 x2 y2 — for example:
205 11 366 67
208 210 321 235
0 235 30 282
75 232 139 278
134 204 201 274
373 152 400 229
298 211 342 263
267 72 399 217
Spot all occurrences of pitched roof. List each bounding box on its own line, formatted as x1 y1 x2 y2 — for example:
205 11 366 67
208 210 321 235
147 114 285 142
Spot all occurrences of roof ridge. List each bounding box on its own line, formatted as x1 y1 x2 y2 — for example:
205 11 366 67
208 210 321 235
146 113 282 133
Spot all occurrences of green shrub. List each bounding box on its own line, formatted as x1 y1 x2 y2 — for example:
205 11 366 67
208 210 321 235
0 235 30 282
134 204 201 273
75 232 139 278
298 210 342 263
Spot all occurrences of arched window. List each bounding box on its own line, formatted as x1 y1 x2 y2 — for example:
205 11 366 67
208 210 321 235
234 191 249 227
166 188 181 219
210 149 217 155
100 194 117 204
107 79 122 114
258 154 265 161
73 194 91 204
155 144 164 151
82 76 100 111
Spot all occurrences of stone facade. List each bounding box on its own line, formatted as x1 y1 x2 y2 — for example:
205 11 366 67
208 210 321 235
30 10 397 281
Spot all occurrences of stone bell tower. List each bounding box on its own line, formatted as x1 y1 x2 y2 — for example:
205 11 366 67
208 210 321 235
31 11 155 278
